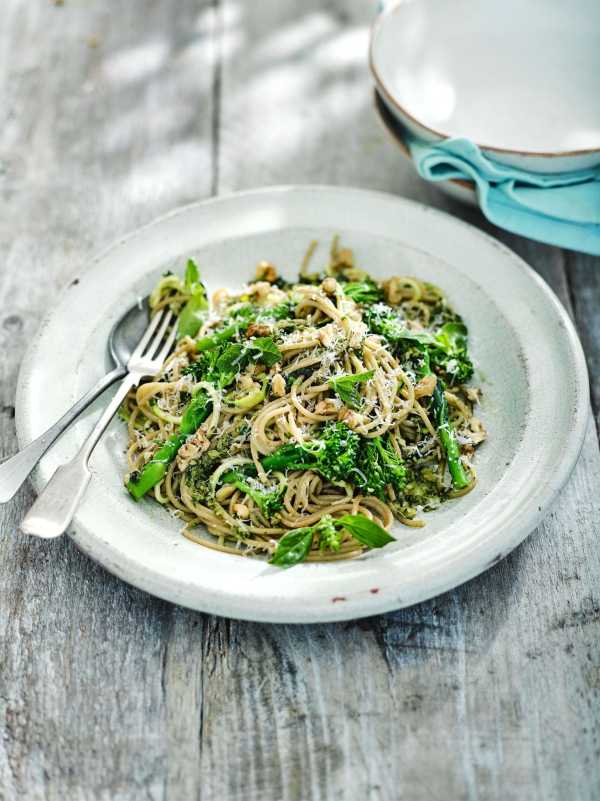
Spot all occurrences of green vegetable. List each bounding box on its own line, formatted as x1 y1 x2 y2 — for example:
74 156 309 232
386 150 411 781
430 382 469 490
269 513 394 568
261 422 360 484
184 420 250 503
419 351 469 491
221 469 284 520
127 388 212 500
363 304 435 349
180 388 212 435
430 322 473 384
329 370 374 410
177 259 209 338
196 324 240 353
191 336 282 388
231 378 267 410
147 260 208 339
342 280 383 304
317 517 343 552
334 514 395 548
269 525 315 567
247 337 282 368
354 436 406 499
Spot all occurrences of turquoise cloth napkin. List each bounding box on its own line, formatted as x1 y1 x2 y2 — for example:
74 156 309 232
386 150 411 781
407 137 600 256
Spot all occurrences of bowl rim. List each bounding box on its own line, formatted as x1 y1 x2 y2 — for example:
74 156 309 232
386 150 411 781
369 0 600 159
373 89 476 194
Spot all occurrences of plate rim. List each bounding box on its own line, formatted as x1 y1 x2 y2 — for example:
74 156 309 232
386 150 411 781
15 185 590 622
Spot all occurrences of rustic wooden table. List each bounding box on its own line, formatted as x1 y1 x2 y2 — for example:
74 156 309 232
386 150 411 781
1 2 599 800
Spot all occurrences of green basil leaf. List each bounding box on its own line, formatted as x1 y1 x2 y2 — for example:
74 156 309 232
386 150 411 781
214 343 249 387
335 514 395 548
269 526 314 568
329 370 374 410
178 293 208 339
184 258 200 290
248 336 282 367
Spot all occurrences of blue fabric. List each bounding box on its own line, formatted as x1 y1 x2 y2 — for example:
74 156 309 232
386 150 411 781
407 136 600 255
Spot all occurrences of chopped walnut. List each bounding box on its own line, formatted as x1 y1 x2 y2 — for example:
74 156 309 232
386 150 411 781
414 373 437 398
465 386 481 404
233 503 250 519
176 432 210 472
344 319 368 349
318 323 338 347
469 417 487 444
271 373 286 397
212 288 229 312
315 398 339 415
247 281 271 299
338 407 361 429
321 277 337 295
238 373 259 391
255 261 278 283
246 322 273 338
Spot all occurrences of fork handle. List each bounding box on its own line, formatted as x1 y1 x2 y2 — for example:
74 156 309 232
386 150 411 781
21 372 139 539
0 366 127 504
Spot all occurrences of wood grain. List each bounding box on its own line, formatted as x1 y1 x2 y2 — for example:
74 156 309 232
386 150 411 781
1 1 599 800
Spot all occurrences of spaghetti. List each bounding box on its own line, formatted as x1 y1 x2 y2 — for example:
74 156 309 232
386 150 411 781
122 240 486 566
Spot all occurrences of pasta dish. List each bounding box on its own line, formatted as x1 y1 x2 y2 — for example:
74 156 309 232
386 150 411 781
122 241 486 567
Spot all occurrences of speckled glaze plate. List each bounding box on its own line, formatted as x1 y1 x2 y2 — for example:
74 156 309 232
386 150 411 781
16 187 589 623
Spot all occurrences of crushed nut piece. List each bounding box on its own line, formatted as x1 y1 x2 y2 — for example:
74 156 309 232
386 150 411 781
318 323 338 347
246 322 273 338
321 277 337 295
233 503 250 519
414 373 437 399
465 386 481 403
315 398 339 415
255 261 278 283
176 432 210 472
338 408 361 429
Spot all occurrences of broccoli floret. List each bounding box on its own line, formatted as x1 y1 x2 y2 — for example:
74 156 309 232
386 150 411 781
261 422 360 485
363 304 434 350
184 421 250 502
429 322 473 384
221 469 284 520
317 516 343 552
353 436 406 499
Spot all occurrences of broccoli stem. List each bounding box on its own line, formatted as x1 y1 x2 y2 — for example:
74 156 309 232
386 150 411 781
430 380 470 490
127 389 212 500
127 433 187 500
260 443 314 473
196 324 240 352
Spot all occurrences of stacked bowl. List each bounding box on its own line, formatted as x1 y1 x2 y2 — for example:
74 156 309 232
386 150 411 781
370 0 600 252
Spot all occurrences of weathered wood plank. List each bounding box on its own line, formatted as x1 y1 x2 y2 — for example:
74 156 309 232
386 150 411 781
0 0 599 800
0 1 217 799
213 2 600 801
566 252 600 433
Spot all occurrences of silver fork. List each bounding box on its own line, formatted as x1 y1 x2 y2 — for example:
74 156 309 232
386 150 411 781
21 308 177 539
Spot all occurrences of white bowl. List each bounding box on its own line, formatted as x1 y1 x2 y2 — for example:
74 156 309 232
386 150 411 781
370 0 600 174
16 187 589 622
374 90 478 207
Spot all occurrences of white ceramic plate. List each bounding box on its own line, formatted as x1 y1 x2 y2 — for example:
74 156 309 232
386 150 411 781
371 0 600 173
16 187 589 623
